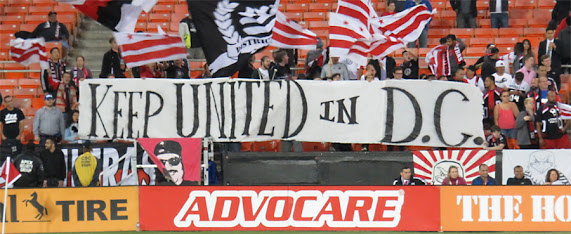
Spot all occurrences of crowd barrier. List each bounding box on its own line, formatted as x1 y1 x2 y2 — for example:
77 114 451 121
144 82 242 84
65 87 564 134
2 186 569 233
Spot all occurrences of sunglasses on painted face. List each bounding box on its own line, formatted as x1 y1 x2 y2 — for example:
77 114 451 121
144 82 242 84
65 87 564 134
160 157 181 166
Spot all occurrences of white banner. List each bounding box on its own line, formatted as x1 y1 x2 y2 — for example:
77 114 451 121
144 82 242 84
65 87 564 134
79 79 485 147
502 150 571 185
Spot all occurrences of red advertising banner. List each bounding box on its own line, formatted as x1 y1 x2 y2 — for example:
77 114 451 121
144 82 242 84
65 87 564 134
137 138 201 184
139 186 440 231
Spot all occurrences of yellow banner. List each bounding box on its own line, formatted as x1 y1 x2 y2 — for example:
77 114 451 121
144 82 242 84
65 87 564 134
0 187 138 233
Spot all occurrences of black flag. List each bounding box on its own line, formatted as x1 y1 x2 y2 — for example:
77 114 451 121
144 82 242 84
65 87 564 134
187 0 279 77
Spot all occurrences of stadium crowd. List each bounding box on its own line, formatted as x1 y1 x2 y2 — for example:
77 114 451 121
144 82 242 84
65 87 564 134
2 0 571 187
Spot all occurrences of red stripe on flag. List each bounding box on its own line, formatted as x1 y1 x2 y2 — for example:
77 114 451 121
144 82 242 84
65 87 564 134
121 37 184 52
380 6 427 31
123 47 187 64
272 33 316 46
274 21 315 40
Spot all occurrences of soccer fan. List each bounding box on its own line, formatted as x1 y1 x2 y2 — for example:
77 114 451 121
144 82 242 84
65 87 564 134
442 166 467 185
464 65 485 92
474 44 495 68
545 169 570 185
0 96 25 158
393 166 426 185
471 164 497 185
40 138 66 188
140 63 164 78
392 67 404 80
494 90 519 143
32 11 70 57
484 125 507 150
100 37 126 78
42 47 67 94
179 14 204 59
492 61 513 89
272 50 292 79
13 142 44 188
538 26 563 73
483 76 501 130
70 56 92 87
401 50 419 79
361 64 380 81
64 110 80 144
405 0 432 48
53 72 78 119
536 64 559 92
528 76 559 111
452 67 465 82
516 98 539 149
506 165 532 185
33 94 66 145
490 0 509 28
450 0 477 28
481 48 500 81
538 55 561 90
516 55 537 85
445 34 466 77
507 72 529 111
165 59 190 79
238 55 255 78
536 91 571 149
381 0 397 16
321 57 350 80
252 56 275 80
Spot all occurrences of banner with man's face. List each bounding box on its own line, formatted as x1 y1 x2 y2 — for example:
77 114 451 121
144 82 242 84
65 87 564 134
138 138 201 185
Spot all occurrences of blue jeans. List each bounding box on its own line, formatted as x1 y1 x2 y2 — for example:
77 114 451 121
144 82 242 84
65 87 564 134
491 13 509 28
501 128 517 139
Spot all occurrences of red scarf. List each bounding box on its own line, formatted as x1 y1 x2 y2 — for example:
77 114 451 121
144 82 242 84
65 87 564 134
444 42 464 76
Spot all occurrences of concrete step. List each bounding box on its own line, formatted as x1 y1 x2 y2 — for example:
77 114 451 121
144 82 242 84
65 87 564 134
78 31 113 40
76 40 110 48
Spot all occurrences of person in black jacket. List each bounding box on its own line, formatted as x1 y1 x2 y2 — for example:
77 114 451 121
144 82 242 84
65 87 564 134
481 47 500 81
490 0 509 28
506 165 533 185
538 27 564 75
393 166 426 185
39 138 66 187
13 141 44 188
100 37 125 78
450 0 477 28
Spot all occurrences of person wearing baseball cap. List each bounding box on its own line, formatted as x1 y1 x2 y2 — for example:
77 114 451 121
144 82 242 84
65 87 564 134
492 60 513 90
154 140 187 185
33 94 65 145
32 11 70 57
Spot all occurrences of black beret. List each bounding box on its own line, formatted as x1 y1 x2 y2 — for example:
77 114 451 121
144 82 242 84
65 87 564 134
154 140 182 156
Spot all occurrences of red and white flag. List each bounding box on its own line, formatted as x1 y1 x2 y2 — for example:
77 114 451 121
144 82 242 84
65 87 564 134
58 0 157 32
425 44 447 76
271 11 317 50
559 103 571 119
330 1 433 67
114 32 187 68
9 38 48 70
0 159 21 188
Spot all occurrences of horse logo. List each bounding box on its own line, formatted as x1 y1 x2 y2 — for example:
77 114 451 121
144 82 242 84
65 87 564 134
22 192 48 220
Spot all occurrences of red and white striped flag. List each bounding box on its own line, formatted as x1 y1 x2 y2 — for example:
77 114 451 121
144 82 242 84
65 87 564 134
271 11 317 50
559 103 571 119
425 44 447 77
114 32 187 68
0 158 21 188
9 38 48 70
329 0 377 57
330 1 433 67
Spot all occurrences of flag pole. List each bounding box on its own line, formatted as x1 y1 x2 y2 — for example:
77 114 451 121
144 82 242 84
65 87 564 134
2 156 11 234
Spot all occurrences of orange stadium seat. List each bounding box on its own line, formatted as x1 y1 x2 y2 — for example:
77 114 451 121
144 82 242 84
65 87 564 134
469 38 492 48
474 28 498 38
308 21 328 30
439 10 456 20
28 6 54 14
311 3 332 12
0 79 17 89
537 0 557 9
8 0 31 7
449 28 474 39
0 15 25 24
251 140 280 152
12 98 32 109
510 20 527 28
532 9 552 20
54 4 76 15
515 0 537 9
313 29 328 39
27 64 42 79
18 79 41 89
3 6 27 16
286 3 309 13
149 13 169 23
495 37 519 47
19 24 37 32
431 19 454 29
509 9 532 19
240 142 253 152
0 25 19 33
476 0 489 10
302 142 330 152
500 28 523 37
476 10 488 19
13 88 38 98
283 12 302 22
152 5 173 14
303 12 327 21
428 28 449 38
478 19 491 28
25 15 49 25
0 89 14 98
3 63 26 79
32 0 55 6
524 27 545 37
466 47 486 57
527 18 549 28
